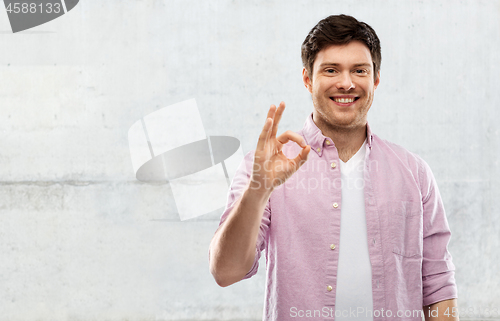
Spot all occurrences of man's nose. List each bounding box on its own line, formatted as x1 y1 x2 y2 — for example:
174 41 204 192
335 72 355 91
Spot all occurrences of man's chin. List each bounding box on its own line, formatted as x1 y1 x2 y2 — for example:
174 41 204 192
327 116 365 129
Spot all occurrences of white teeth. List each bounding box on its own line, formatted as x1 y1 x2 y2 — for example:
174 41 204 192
333 97 355 103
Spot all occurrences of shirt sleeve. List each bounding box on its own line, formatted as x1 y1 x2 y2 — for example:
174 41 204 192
209 150 271 280
419 158 458 306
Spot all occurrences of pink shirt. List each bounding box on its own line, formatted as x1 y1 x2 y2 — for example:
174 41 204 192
213 114 457 321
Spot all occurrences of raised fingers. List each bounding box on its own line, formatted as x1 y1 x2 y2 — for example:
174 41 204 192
256 104 277 152
270 101 285 138
266 104 277 120
256 117 273 152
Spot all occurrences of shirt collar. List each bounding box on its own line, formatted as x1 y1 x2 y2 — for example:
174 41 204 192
301 113 374 157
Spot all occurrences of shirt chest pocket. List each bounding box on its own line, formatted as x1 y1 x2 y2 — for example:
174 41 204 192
388 201 423 258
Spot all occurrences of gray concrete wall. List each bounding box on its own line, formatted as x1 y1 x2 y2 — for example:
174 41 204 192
0 0 498 320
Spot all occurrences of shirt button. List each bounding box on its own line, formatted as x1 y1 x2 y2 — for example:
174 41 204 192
331 162 336 168
316 147 321 153
333 202 338 208
330 244 336 250
326 140 331 145
327 285 333 292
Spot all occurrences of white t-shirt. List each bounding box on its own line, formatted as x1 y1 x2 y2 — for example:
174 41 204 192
335 139 374 320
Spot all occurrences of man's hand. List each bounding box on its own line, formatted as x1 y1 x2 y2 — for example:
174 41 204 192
209 102 310 287
250 101 311 195
423 299 459 321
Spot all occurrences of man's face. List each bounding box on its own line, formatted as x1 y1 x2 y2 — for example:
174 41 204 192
302 40 380 131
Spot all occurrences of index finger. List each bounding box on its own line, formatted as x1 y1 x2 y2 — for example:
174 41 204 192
277 130 307 148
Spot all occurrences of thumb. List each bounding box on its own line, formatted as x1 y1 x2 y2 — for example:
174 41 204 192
292 145 311 171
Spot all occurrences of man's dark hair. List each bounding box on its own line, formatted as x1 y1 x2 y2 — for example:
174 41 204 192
301 14 381 81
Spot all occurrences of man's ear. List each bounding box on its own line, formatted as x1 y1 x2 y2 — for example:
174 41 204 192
374 71 380 89
302 67 313 93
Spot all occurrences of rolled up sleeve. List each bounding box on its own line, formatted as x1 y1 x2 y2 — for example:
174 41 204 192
209 151 271 280
419 159 458 306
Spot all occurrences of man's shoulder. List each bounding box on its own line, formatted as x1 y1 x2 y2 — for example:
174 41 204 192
371 133 429 170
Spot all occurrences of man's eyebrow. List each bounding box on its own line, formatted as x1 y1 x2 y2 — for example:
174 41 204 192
319 63 372 68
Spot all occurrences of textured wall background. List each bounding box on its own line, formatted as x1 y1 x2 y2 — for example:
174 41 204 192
0 0 499 320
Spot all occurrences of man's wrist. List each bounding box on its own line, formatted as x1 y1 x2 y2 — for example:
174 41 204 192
245 181 273 203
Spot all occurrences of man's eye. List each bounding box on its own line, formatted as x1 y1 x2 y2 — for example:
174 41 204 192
355 69 367 74
326 69 336 73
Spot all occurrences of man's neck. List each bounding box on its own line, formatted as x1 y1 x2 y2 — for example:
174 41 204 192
313 118 367 163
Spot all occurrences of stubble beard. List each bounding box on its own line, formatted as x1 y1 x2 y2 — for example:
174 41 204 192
312 93 370 134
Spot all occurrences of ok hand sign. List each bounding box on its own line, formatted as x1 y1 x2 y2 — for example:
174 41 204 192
250 102 311 194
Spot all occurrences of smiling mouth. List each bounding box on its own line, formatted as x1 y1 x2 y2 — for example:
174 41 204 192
330 97 360 103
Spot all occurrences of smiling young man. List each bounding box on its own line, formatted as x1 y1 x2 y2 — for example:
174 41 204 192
209 15 458 321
